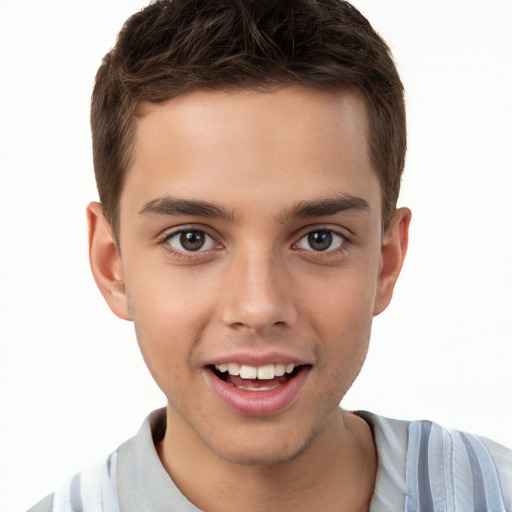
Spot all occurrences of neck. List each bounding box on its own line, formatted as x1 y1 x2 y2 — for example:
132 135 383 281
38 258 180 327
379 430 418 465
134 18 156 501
157 407 377 512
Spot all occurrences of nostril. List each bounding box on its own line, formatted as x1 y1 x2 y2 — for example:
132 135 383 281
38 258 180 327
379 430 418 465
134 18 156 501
227 321 252 331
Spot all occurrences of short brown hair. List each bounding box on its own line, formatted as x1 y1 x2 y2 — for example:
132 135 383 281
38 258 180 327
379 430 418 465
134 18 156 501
91 0 406 235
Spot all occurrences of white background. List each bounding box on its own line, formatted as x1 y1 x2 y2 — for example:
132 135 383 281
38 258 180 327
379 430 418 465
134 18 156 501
1 1 511 510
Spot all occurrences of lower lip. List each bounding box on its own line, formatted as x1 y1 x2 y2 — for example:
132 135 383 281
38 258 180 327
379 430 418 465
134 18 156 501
204 367 310 417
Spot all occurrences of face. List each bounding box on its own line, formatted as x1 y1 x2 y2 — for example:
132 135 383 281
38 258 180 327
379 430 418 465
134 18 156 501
90 86 408 466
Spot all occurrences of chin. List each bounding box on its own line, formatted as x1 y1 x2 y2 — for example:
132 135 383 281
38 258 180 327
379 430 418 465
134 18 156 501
214 439 309 467
205 419 326 468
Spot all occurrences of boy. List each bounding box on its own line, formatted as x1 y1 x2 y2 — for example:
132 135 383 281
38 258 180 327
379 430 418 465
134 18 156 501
28 0 511 511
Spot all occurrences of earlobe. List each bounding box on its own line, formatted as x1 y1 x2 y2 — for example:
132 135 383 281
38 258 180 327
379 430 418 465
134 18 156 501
87 202 132 321
373 207 411 316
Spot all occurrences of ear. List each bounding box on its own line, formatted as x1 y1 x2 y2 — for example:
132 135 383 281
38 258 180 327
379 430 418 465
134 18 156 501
87 202 132 321
373 207 411 316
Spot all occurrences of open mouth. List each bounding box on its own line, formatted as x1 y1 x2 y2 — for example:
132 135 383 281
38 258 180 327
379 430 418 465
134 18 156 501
204 361 311 416
209 363 307 391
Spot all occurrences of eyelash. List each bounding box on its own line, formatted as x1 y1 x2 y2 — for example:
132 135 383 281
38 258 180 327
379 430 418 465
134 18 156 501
158 228 221 260
157 226 351 260
292 227 351 260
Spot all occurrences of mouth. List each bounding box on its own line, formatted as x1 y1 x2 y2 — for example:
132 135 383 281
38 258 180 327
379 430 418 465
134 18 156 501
204 362 311 416
210 363 305 391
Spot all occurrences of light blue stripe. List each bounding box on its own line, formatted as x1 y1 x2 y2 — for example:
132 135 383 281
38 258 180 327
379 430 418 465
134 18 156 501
417 421 435 512
459 433 508 512
404 421 422 511
70 473 83 512
459 433 488 511
428 424 452 511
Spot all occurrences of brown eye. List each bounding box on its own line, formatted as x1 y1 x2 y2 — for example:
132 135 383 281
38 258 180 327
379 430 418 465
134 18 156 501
167 230 215 252
180 231 205 251
297 230 344 252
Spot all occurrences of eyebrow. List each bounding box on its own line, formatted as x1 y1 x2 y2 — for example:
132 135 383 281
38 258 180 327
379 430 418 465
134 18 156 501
278 194 370 222
138 193 369 223
138 196 235 221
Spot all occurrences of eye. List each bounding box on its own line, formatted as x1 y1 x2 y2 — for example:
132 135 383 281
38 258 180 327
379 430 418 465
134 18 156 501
166 229 217 252
296 230 345 252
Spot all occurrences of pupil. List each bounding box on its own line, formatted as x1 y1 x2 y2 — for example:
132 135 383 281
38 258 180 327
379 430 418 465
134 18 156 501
180 231 205 251
308 231 332 251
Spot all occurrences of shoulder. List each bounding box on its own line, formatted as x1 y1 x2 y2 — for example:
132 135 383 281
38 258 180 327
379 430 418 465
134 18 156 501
24 409 169 512
405 418 511 512
25 451 120 512
357 411 512 512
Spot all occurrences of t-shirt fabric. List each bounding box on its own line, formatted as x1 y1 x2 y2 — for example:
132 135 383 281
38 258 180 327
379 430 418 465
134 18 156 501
27 408 512 512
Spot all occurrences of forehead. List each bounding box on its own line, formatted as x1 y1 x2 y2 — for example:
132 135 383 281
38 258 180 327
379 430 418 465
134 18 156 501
134 86 370 169
121 86 380 222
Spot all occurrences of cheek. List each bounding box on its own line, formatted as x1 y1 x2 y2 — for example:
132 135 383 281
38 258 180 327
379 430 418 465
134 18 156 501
120 249 224 378
124 273 211 390
307 265 378 332
130 309 202 409
303 262 378 380
125 262 216 329
312 286 375 406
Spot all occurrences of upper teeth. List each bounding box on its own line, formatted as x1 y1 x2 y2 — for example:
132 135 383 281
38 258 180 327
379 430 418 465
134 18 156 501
215 363 296 380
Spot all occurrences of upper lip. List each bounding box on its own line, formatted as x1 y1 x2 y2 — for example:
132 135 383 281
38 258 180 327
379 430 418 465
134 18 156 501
203 350 313 368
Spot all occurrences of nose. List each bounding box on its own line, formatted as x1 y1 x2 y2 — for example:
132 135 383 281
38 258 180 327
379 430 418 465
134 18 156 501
220 249 298 334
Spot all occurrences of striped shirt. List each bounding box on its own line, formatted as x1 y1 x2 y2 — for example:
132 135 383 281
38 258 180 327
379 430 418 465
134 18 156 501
28 408 512 512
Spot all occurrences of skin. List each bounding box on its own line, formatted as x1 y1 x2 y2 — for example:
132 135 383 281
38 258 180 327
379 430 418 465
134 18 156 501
88 86 410 511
